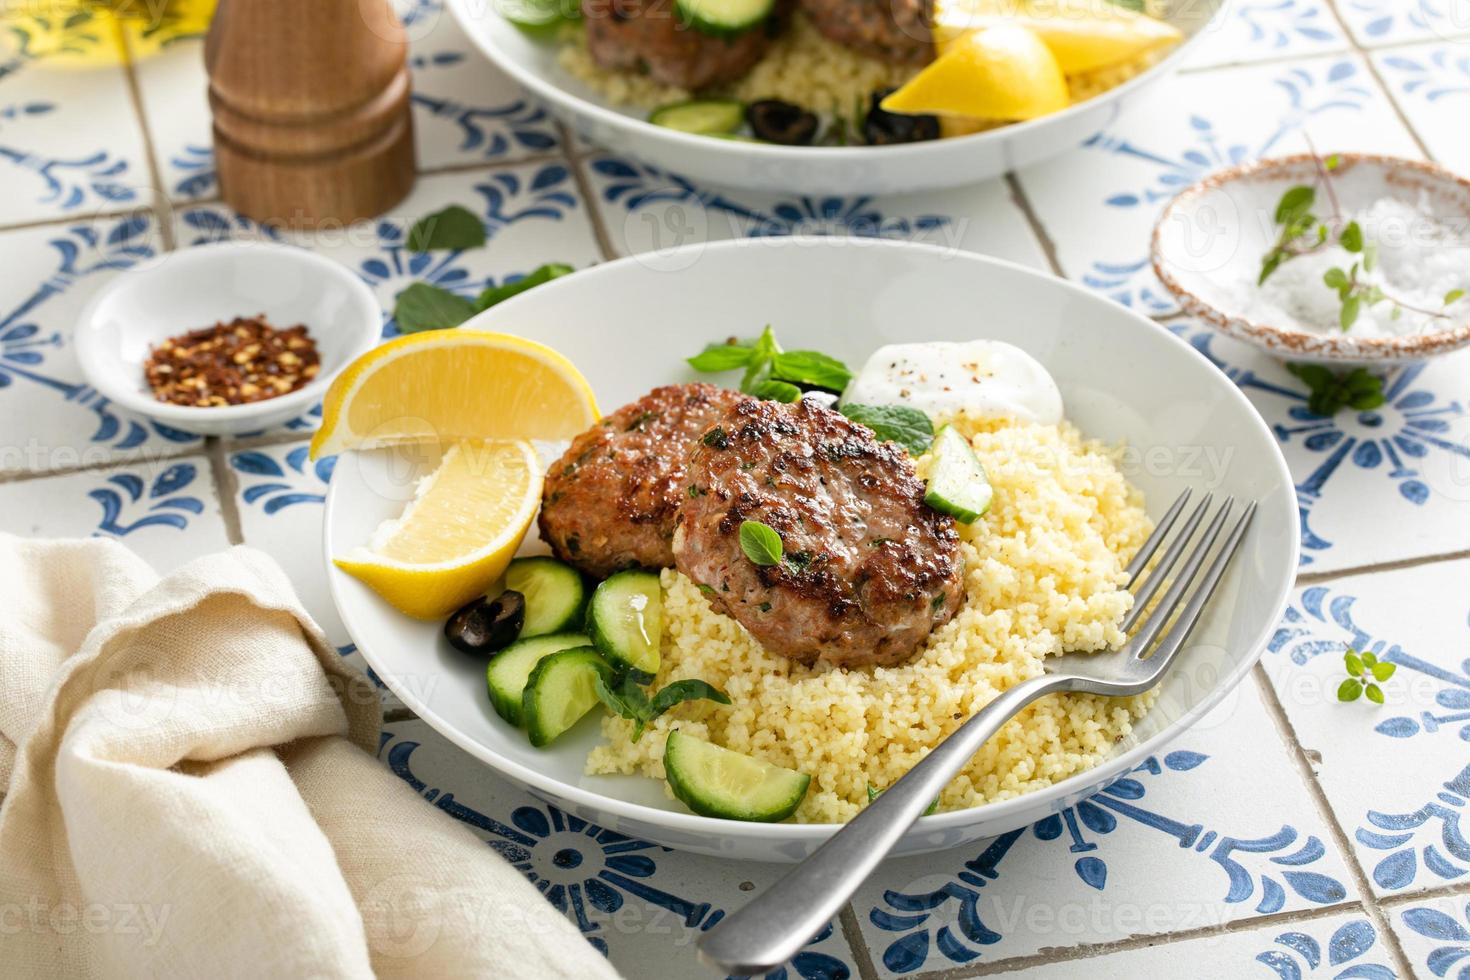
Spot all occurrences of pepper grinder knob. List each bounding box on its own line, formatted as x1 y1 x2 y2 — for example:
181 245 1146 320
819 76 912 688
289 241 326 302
206 0 417 228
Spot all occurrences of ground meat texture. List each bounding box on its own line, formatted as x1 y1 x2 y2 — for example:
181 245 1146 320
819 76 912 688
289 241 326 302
673 398 964 668
797 0 933 64
582 0 778 90
539 384 750 579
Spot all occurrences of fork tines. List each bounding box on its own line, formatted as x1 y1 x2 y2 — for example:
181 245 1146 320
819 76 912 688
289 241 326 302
1120 489 1257 661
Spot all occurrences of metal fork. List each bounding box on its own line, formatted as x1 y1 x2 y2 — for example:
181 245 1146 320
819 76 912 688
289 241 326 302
697 489 1255 975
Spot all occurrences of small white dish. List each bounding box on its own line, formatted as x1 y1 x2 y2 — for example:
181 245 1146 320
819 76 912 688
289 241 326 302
1152 153 1470 364
75 242 382 436
323 236 1299 862
445 0 1226 195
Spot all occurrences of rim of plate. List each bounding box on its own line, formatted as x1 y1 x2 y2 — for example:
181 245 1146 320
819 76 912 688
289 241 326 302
444 0 1229 163
1151 152 1470 362
327 235 1299 842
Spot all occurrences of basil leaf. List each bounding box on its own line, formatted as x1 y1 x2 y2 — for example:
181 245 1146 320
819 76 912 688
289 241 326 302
741 326 781 393
750 379 802 403
407 205 486 252
771 350 853 392
739 520 783 567
475 263 574 311
840 403 935 455
394 282 478 333
688 343 755 372
648 679 730 718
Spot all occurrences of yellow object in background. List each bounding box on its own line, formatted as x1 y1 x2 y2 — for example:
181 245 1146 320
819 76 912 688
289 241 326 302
0 0 215 68
934 0 1183 74
881 24 1069 122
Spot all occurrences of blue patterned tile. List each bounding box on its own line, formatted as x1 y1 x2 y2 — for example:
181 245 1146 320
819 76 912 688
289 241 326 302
1017 55 1420 315
850 675 1353 976
1373 43 1470 176
378 718 857 979
0 454 229 572
1262 560 1470 899
228 441 400 706
1186 0 1350 69
580 153 1047 270
1023 912 1396 978
1392 896 1470 977
0 215 204 475
1165 317 1470 573
1337 0 1470 46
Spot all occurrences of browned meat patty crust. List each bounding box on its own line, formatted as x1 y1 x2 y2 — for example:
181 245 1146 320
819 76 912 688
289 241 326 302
673 397 964 668
798 0 933 64
540 383 750 578
582 0 779 90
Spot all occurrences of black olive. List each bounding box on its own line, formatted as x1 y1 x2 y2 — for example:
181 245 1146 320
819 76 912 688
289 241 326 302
444 590 525 655
862 89 940 146
747 100 819 146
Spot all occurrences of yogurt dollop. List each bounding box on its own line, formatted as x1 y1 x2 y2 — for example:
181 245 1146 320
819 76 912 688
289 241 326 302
841 340 1063 425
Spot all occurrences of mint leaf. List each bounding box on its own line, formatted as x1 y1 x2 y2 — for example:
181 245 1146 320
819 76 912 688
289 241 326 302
839 403 935 455
749 379 802 403
739 520 783 567
740 326 781 394
688 342 756 372
475 263 574 311
771 350 853 392
394 282 477 333
648 679 731 717
407 205 486 252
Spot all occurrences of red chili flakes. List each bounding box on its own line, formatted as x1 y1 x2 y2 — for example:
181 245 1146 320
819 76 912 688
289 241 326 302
143 316 321 408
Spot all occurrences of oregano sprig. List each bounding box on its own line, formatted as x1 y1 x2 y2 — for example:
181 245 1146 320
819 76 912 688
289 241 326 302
1338 646 1395 704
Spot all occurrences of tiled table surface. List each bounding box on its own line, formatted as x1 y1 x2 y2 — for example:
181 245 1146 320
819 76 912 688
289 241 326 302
2 0 1469 976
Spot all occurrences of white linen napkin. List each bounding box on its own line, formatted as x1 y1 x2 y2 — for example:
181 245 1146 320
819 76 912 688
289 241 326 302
0 534 620 980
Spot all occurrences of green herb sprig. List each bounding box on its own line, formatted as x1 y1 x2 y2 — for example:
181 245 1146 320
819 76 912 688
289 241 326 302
687 326 854 397
593 672 730 742
839 403 935 454
1286 364 1385 417
1338 647 1395 704
739 520 784 566
1260 153 1461 331
394 262 574 333
866 782 939 815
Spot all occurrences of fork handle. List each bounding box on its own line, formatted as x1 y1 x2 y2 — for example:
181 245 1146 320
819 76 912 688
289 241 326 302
697 672 1073 975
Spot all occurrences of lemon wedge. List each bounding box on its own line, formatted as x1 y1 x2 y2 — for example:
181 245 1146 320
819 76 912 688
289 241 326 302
310 329 599 460
935 0 1183 75
881 24 1068 121
335 440 542 619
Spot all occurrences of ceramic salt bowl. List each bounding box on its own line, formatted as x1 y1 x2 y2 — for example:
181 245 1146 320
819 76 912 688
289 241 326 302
1151 153 1470 364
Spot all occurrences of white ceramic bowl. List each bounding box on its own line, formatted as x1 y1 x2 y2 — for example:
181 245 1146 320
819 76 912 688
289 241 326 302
446 0 1227 195
75 242 382 436
1152 153 1470 364
324 237 1298 861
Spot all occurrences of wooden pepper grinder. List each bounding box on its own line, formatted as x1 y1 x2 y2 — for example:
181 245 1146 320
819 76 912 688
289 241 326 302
206 0 417 228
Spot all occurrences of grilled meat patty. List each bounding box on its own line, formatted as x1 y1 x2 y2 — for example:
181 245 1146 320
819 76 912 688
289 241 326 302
798 0 933 64
539 383 750 578
673 397 964 668
582 0 779 90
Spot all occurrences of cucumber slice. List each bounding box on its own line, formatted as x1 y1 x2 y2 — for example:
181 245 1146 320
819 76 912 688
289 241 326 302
674 0 774 36
499 0 577 34
523 646 610 747
649 99 746 136
587 570 662 674
664 731 810 821
505 557 586 637
486 632 590 726
923 425 993 524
